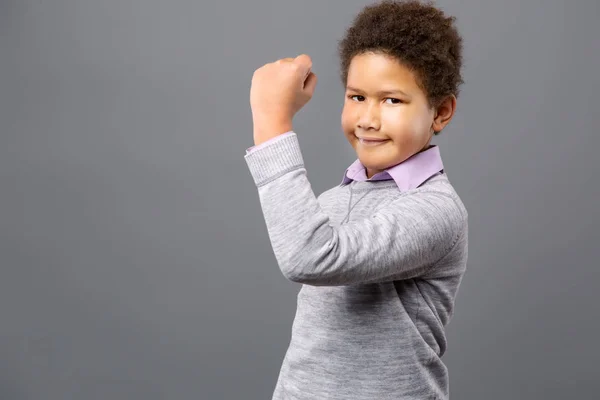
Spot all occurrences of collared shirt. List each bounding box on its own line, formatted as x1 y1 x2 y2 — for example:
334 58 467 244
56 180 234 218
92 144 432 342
340 144 445 190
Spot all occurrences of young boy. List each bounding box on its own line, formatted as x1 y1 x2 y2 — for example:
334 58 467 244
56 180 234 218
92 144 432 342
244 1 468 399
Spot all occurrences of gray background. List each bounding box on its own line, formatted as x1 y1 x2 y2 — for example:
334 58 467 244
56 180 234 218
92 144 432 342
1 0 598 398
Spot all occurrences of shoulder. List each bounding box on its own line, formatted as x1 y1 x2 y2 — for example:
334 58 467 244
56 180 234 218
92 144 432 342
400 175 468 233
316 184 346 205
421 173 468 221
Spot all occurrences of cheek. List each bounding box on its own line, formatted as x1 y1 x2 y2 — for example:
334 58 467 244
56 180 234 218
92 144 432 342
382 109 409 133
410 104 434 132
340 107 353 133
386 107 429 135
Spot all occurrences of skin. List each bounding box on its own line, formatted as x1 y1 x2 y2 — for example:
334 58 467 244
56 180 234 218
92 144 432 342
341 52 457 179
251 55 316 146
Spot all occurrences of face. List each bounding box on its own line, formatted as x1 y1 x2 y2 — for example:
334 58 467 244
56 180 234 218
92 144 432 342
341 53 439 179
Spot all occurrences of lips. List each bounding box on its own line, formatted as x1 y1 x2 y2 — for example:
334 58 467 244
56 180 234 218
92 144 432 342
356 134 387 141
357 136 389 146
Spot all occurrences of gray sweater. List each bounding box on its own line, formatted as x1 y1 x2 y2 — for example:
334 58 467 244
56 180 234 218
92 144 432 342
244 132 468 400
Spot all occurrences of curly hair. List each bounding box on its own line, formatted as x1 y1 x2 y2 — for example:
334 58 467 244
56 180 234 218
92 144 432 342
337 0 464 119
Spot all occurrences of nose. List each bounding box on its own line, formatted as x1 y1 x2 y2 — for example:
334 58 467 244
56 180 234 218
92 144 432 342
356 102 381 131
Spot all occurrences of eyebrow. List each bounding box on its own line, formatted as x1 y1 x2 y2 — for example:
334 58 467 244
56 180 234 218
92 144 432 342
346 86 410 97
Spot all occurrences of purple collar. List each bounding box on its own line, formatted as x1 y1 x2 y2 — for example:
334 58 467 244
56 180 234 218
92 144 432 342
340 145 444 191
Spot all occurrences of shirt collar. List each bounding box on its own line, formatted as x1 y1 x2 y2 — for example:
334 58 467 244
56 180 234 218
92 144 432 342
340 145 444 191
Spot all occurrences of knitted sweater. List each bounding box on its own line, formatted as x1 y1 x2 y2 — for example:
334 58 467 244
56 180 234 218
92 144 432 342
244 131 468 400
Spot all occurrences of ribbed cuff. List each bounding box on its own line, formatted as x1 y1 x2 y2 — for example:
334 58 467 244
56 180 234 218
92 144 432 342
244 132 305 187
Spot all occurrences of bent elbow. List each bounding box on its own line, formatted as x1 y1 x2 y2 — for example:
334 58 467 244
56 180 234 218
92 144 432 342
280 261 309 283
280 262 335 286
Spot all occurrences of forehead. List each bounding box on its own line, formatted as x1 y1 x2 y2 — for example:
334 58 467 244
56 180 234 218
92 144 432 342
347 53 420 92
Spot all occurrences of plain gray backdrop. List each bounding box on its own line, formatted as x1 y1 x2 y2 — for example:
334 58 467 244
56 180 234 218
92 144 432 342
1 0 598 398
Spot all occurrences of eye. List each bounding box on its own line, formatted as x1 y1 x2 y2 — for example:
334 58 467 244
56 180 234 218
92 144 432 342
385 98 402 104
347 95 403 104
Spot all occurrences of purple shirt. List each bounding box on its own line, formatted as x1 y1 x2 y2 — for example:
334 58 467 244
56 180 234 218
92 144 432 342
247 131 445 190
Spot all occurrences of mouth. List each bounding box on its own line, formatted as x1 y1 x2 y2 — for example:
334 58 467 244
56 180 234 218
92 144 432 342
356 136 389 146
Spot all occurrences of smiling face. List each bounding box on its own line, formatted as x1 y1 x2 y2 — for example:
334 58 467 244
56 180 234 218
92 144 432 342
341 52 441 179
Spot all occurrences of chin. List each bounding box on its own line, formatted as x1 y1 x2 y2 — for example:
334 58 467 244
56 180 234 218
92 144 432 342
358 156 389 170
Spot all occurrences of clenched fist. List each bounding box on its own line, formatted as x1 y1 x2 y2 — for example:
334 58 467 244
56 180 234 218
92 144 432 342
250 54 318 146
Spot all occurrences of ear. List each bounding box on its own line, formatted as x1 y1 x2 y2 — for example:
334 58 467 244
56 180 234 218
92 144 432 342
431 94 457 133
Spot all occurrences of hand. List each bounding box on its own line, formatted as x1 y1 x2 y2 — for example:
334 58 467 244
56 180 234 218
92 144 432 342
250 54 318 146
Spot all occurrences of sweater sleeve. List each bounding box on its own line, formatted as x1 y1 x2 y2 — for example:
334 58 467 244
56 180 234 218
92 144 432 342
246 131 295 154
244 131 466 286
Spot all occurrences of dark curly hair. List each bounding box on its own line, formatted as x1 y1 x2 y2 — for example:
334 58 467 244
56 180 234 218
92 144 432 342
337 0 464 131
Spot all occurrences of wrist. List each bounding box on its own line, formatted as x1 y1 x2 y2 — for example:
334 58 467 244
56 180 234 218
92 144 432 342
253 121 293 146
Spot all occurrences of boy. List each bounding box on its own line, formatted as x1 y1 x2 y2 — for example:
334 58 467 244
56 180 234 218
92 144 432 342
244 0 468 399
